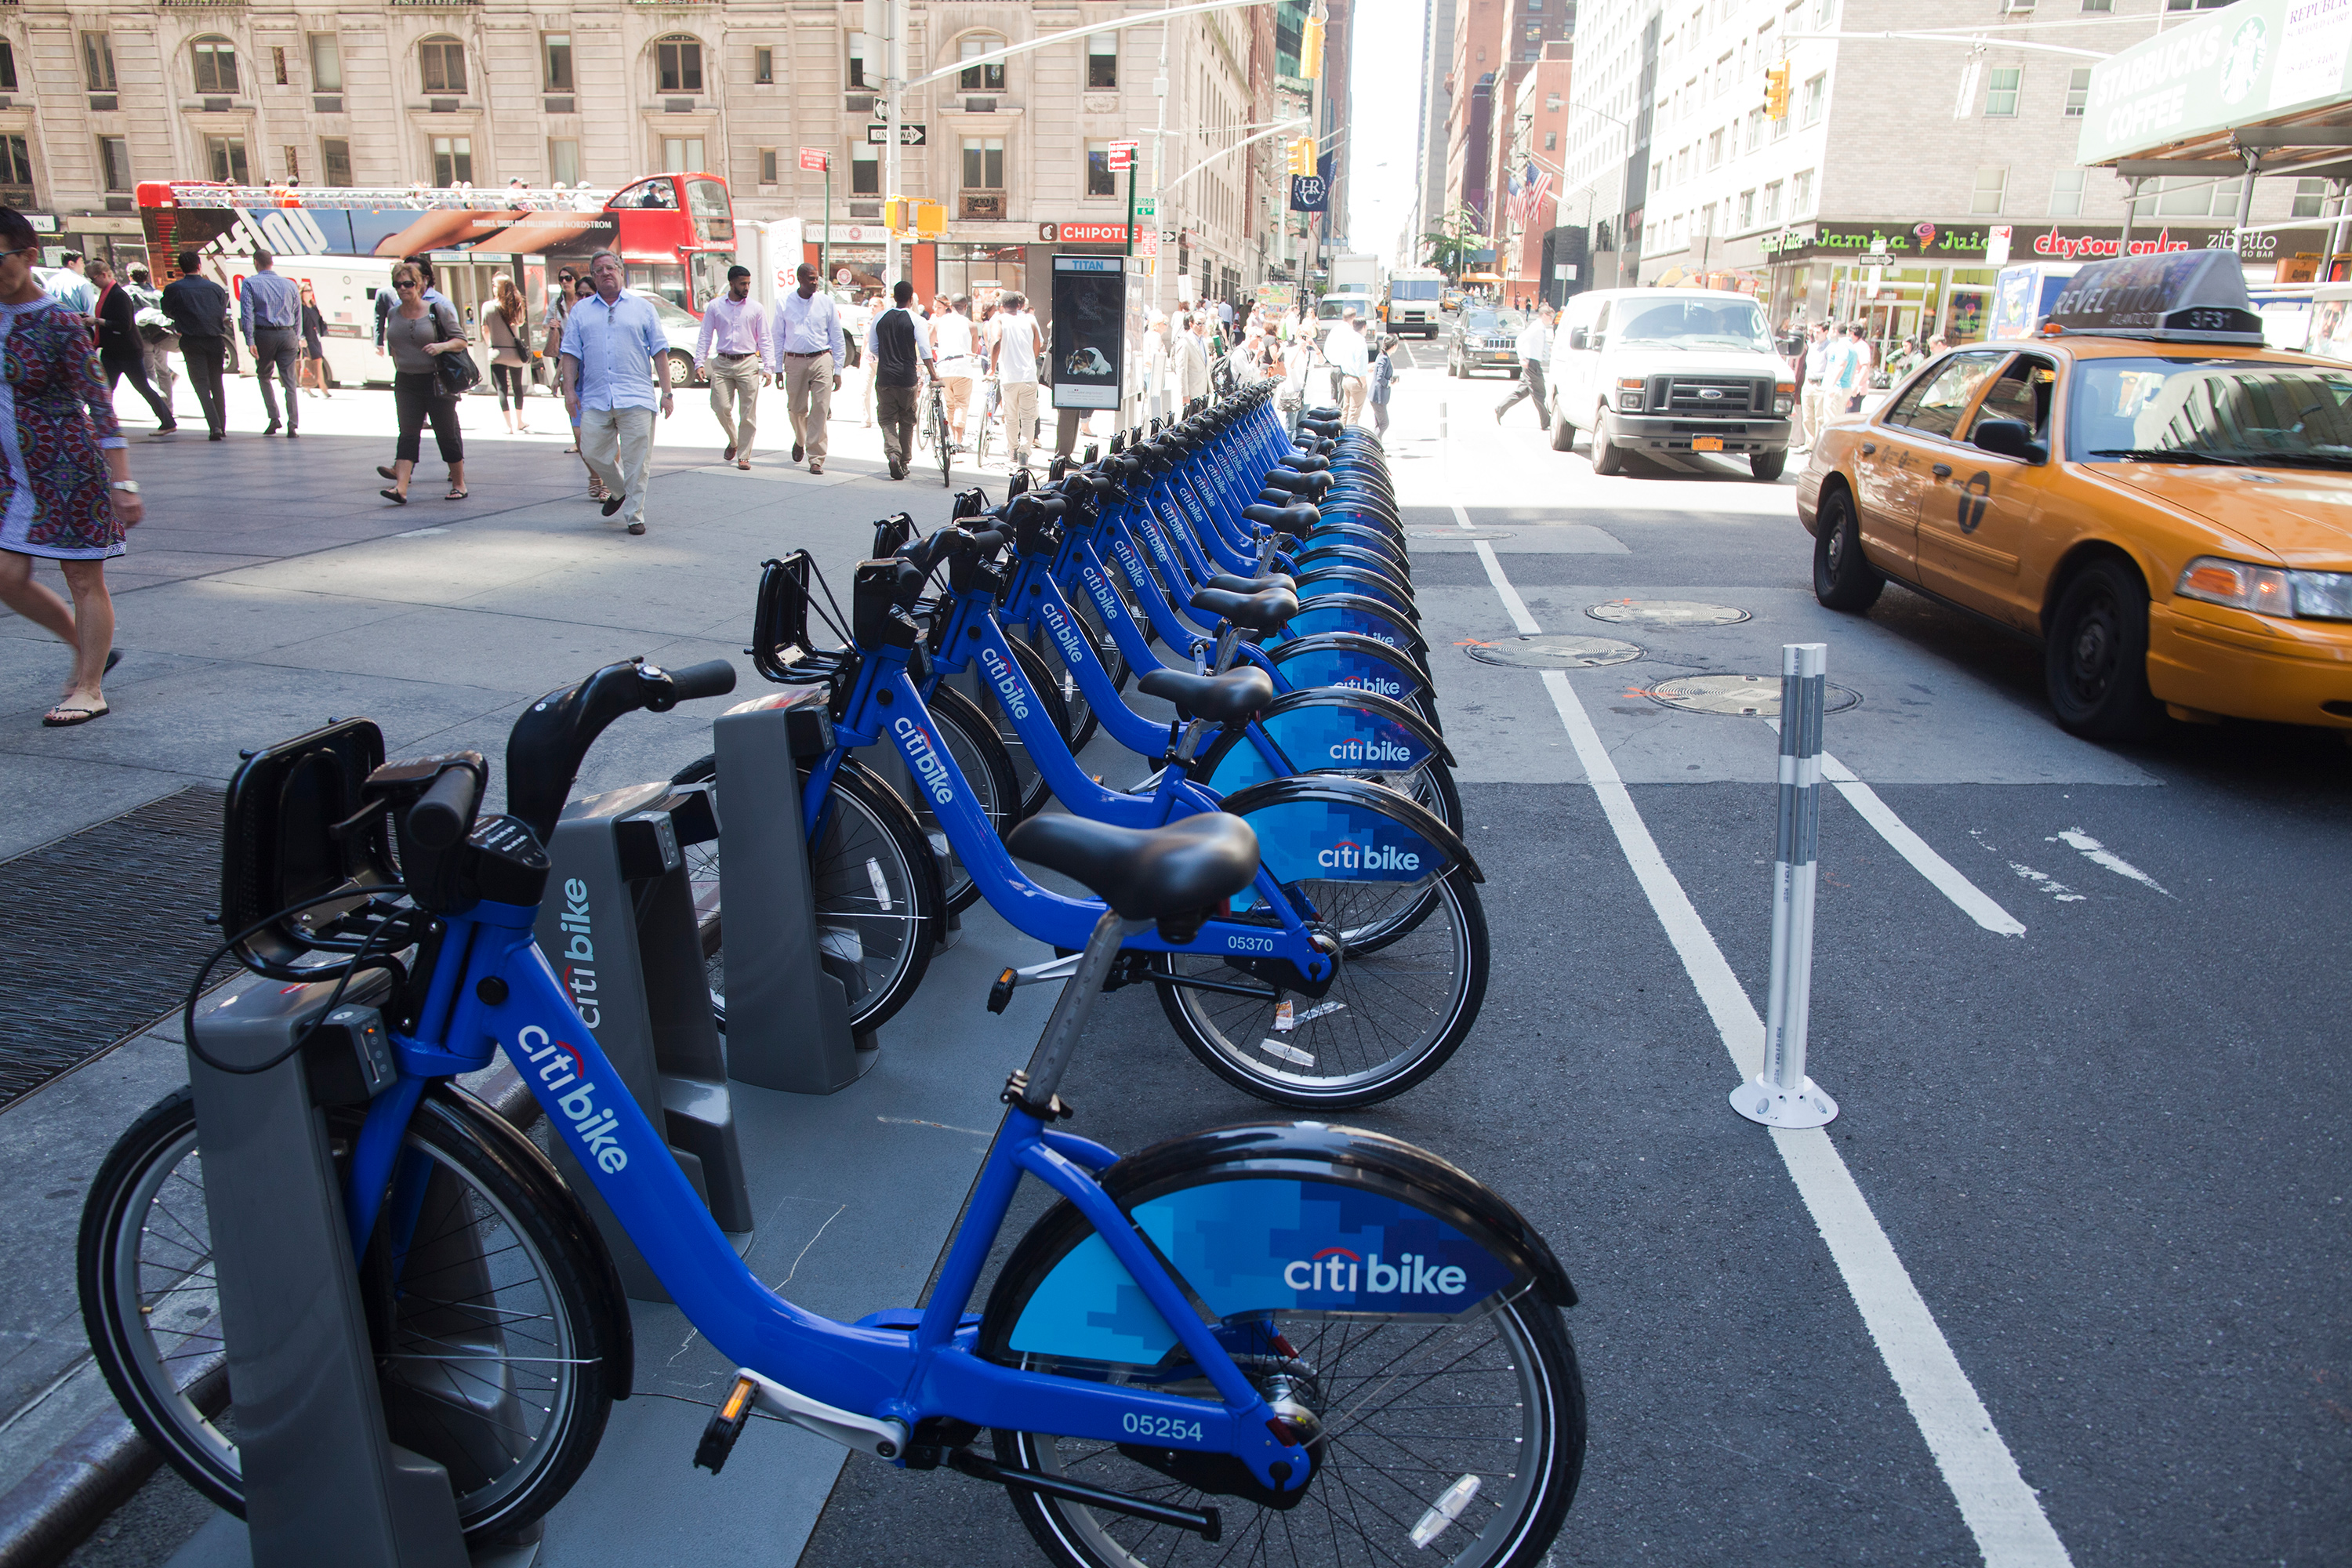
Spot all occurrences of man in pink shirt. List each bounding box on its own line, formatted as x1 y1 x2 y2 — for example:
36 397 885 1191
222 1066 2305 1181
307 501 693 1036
695 265 769 470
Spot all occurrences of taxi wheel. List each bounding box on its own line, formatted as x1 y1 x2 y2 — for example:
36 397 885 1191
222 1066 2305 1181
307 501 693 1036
1812 485 1882 612
2045 557 2164 741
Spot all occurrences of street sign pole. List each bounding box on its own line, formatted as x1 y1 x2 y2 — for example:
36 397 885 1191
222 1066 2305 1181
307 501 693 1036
823 164 832 285
1126 162 1137 259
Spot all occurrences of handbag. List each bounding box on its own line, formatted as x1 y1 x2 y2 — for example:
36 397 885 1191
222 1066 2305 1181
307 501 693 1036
429 302 480 397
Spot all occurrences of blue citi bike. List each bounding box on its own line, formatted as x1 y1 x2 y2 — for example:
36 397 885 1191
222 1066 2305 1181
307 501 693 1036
78 653 1587 1566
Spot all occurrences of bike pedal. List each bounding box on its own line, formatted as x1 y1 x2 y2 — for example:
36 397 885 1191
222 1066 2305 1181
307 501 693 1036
988 967 1017 1014
694 1374 759 1475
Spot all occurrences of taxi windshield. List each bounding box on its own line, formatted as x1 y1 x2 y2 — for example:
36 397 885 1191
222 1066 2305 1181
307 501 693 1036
2071 357 2352 468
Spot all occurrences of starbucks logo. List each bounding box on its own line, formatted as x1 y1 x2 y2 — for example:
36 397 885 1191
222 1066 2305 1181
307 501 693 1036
2219 16 2267 104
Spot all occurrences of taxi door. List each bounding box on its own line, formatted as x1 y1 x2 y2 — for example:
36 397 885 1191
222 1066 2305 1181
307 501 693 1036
1853 350 2009 583
1915 351 2059 632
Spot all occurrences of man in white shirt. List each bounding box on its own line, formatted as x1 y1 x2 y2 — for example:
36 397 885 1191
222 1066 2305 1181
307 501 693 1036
1495 304 1555 430
1172 311 1211 405
1324 310 1370 425
931 294 979 447
1799 321 1830 445
989 292 1044 471
695 264 768 470
766 263 844 474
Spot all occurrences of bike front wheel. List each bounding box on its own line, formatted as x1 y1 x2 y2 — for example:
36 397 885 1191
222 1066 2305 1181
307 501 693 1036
78 1089 618 1544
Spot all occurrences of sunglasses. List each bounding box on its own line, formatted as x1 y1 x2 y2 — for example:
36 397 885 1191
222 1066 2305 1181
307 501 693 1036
395 280 420 289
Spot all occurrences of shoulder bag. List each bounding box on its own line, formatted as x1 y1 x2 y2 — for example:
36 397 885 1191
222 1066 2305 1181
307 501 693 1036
431 300 481 397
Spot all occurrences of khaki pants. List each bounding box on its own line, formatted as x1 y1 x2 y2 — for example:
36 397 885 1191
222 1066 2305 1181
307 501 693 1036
877 382 920 471
782 351 834 462
1339 374 1368 425
1000 379 1040 464
1800 383 1824 445
941 375 974 437
706 353 760 456
581 405 655 531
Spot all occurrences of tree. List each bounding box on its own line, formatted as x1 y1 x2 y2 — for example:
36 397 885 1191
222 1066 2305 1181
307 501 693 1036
1419 205 1484 281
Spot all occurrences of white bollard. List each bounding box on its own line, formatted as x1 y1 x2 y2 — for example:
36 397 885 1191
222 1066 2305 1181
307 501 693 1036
1731 642 1840 1129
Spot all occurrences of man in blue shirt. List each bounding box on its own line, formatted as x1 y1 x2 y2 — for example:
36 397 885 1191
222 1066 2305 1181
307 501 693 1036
238 249 304 436
42 253 96 319
560 249 673 535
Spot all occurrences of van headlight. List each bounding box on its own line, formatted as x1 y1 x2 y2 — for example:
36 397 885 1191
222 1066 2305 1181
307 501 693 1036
1616 377 1645 412
1774 381 1795 416
2176 557 2352 621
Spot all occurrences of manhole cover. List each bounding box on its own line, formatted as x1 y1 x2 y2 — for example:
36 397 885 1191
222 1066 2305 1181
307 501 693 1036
1646 675 1864 717
1587 599 1751 627
1464 633 1644 670
1406 527 1516 540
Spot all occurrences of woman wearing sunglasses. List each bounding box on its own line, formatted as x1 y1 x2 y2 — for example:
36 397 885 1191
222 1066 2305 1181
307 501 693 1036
376 262 470 503
0 209 140 726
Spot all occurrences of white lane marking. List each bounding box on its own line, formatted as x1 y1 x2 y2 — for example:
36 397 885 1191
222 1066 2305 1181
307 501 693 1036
2007 862 2086 902
2049 829 2170 896
1474 543 2075 1568
1820 748 2027 937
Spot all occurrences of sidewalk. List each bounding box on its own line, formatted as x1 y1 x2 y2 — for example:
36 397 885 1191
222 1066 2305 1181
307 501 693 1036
0 363 1076 1563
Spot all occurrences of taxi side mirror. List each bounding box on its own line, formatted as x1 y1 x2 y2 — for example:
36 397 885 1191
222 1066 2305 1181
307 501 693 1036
1973 418 2045 464
1567 327 1589 351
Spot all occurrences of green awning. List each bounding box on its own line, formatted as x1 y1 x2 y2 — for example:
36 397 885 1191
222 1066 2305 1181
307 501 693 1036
2077 0 2352 168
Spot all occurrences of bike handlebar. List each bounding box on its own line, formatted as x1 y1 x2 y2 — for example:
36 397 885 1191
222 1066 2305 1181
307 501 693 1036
408 763 481 851
653 659 739 708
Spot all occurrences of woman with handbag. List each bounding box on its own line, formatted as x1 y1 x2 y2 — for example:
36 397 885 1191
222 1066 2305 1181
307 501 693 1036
297 280 331 398
485 274 532 435
377 261 470 503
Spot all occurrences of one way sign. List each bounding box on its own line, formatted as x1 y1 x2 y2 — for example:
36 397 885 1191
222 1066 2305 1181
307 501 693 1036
865 122 928 147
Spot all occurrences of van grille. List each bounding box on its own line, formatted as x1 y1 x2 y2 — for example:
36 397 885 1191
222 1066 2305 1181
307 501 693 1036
1650 376 1769 416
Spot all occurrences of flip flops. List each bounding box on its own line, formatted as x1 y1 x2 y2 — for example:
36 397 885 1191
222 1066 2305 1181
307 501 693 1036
42 702 108 728
381 488 407 504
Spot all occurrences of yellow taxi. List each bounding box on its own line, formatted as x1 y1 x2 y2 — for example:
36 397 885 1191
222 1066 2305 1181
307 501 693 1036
1797 252 2352 739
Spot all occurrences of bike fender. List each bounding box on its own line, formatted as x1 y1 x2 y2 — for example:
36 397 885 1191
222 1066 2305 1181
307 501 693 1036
1198 691 1452 796
1265 633 1432 708
1294 568 1417 619
1282 596 1428 664
1221 774 1482 884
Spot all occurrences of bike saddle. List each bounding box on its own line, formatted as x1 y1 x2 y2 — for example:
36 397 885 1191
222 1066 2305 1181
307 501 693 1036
1190 584 1298 633
1007 811 1260 926
1281 454 1331 474
1203 571 1297 595
1259 469 1323 496
1241 502 1321 537
1137 665 1276 724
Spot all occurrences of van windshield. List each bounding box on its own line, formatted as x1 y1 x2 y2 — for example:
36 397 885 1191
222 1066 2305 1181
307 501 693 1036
1614 297 1770 352
1390 279 1443 300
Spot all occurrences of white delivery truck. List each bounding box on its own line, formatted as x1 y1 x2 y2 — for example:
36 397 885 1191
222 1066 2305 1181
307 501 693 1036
1383 267 1446 337
1329 252 1379 299
1546 286 1795 480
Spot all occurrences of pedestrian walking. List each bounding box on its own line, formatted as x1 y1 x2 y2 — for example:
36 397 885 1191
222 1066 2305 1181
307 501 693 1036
695 264 767 470
1828 323 1863 416
1848 325 1876 410
160 251 231 441
1494 304 1554 429
1172 311 1210 408
1369 334 1399 439
990 292 1045 471
42 252 95 325
125 267 179 413
1326 309 1370 425
376 261 470 506
543 264 575 406
1799 321 1829 445
561 249 673 533
0 210 142 727
767 263 843 475
564 275 605 500
86 260 176 434
376 254 448 356
483 274 532 435
868 280 935 481
933 294 978 448
238 249 303 437
297 280 332 399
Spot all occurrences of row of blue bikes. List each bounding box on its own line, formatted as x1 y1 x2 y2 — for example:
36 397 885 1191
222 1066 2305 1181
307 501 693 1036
77 384 1587 1565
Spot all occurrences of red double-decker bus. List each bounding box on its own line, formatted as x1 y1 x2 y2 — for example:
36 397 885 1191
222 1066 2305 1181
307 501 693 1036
135 172 736 314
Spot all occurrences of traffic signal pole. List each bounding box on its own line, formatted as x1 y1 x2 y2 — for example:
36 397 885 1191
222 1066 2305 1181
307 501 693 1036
883 0 903 287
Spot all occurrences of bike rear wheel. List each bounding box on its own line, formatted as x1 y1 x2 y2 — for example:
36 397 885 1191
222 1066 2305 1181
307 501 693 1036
78 1089 617 1545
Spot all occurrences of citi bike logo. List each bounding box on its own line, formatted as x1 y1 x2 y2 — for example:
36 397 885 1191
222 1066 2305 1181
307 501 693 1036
981 645 1030 720
554 877 602 1029
895 716 956 806
1114 538 1149 590
517 1024 630 1174
1319 837 1421 874
1333 672 1406 699
1282 1247 1466 1297
1039 602 1089 670
1329 735 1415 765
1081 567 1125 622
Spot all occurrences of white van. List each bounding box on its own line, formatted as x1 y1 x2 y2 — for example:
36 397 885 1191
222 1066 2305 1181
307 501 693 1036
1545 286 1795 479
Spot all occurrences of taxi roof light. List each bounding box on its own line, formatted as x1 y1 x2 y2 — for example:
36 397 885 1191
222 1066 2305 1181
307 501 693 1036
2043 252 2264 347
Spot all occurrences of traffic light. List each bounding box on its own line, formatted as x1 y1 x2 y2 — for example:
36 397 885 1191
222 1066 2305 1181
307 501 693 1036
1300 13 1327 81
1287 137 1318 178
1764 60 1791 120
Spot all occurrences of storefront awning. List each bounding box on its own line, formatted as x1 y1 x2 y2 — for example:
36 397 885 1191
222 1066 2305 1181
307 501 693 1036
2078 0 2352 171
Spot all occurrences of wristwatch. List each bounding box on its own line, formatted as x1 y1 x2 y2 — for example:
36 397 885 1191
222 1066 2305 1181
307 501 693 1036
109 480 140 494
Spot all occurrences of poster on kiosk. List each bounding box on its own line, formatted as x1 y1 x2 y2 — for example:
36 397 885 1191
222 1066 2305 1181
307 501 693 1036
1051 255 1127 411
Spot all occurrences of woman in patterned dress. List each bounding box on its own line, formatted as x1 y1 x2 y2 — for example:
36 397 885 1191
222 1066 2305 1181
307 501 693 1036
0 208 141 725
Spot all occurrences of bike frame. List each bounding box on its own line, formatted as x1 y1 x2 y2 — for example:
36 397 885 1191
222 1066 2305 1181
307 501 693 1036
343 898 1314 1490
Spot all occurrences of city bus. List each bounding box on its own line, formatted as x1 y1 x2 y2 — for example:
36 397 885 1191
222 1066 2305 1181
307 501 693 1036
136 172 735 390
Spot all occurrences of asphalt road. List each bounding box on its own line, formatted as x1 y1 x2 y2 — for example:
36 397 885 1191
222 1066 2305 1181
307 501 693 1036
790 338 2352 1566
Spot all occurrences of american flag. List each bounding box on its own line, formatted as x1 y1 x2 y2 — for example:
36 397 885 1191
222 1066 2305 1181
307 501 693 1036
1510 162 1555 228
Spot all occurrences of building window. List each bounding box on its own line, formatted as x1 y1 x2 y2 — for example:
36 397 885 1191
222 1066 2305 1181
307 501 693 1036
1800 71 1825 125
2165 0 2232 9
760 147 779 184
2082 0 2112 9
959 34 1007 93
1745 107 1765 151
1086 140 1116 197
192 37 239 96
272 46 289 86
755 47 775 85
1089 33 1118 89
2064 67 2089 117
1792 168 1814 215
2142 174 2240 218
310 34 343 93
281 145 300 181
419 36 466 94
544 34 573 92
1984 67 2020 118
661 136 706 172
851 143 879 194
97 136 130 192
1762 180 1782 225
0 135 31 189
1972 165 2007 215
0 42 18 93
430 135 473 187
2294 177 2329 218
1737 187 1755 227
549 137 580 186
1544 130 1558 151
962 135 1004 189
322 138 353 187
848 34 867 88
657 36 704 94
2048 168 2084 216
207 136 250 185
1708 127 1724 168
81 33 114 93
1545 93 1560 111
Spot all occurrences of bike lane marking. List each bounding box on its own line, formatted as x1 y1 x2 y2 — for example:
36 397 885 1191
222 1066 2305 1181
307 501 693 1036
1468 527 2074 1568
